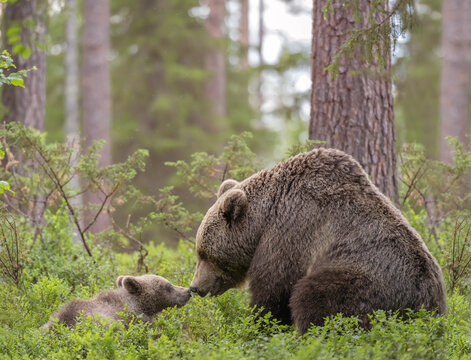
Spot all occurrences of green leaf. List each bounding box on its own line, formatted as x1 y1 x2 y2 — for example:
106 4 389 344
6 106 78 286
10 78 24 87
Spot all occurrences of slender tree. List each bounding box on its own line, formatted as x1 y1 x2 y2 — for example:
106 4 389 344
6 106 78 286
240 0 249 69
205 0 226 118
258 0 264 114
65 0 80 146
65 0 82 240
2 0 47 131
439 0 471 163
309 0 398 203
82 0 112 233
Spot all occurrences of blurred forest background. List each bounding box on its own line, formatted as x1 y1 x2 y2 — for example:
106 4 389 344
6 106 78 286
0 0 470 247
2 1 471 357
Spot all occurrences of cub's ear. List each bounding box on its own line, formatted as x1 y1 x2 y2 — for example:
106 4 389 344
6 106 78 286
217 179 239 198
123 277 142 295
220 189 247 224
116 276 125 288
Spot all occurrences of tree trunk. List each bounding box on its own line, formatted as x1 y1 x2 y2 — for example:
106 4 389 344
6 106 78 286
65 0 82 241
309 0 398 204
2 0 47 131
205 0 226 118
257 0 264 116
439 0 471 163
240 0 249 69
65 0 80 146
82 0 112 233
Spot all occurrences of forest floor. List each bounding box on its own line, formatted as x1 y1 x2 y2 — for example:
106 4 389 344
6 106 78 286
1 213 470 359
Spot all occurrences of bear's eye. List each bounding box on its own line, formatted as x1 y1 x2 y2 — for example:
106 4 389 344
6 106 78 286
198 251 208 261
165 284 172 292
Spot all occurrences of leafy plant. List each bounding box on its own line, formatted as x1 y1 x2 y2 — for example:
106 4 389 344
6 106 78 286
0 214 24 287
0 122 148 257
0 50 35 88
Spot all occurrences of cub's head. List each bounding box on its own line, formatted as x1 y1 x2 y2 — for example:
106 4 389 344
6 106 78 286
190 179 252 297
116 274 190 315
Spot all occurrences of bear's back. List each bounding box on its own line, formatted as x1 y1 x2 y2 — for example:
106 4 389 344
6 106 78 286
242 148 445 313
43 290 129 330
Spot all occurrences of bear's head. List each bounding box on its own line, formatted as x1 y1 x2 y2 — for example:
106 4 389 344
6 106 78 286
116 274 191 315
190 179 255 297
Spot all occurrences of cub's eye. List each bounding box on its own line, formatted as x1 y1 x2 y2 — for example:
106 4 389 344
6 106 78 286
165 284 172 292
198 251 208 261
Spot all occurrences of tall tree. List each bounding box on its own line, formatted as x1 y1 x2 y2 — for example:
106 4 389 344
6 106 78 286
257 0 264 114
65 0 82 237
2 0 47 131
205 0 226 117
240 0 249 69
65 0 79 146
309 0 398 203
439 0 471 163
82 0 112 232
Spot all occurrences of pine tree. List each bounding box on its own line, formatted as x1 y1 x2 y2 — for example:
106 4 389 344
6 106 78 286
2 0 47 131
439 0 471 162
205 0 226 118
82 0 112 232
309 0 398 203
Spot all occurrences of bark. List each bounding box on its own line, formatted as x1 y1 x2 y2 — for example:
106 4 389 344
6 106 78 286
82 0 112 233
205 0 226 117
65 0 80 145
2 0 47 131
258 0 264 114
240 0 249 69
2 0 47 228
65 0 82 241
439 0 471 163
309 0 398 204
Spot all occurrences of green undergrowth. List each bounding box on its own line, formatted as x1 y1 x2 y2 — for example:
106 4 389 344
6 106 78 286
0 209 470 359
1 132 471 359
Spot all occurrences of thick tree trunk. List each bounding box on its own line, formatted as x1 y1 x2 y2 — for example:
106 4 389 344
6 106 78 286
82 0 112 233
2 0 47 131
439 0 471 163
205 0 226 117
240 0 249 69
309 0 398 204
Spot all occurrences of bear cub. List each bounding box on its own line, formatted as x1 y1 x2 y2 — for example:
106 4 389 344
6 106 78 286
43 275 190 330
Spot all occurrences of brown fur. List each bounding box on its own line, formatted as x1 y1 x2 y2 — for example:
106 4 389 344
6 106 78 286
189 148 447 333
43 275 190 330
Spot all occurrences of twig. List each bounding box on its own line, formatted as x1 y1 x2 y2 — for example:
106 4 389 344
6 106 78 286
21 134 94 257
111 217 149 273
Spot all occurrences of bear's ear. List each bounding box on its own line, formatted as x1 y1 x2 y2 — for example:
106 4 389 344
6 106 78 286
217 179 239 198
116 276 125 288
123 277 143 295
220 189 247 224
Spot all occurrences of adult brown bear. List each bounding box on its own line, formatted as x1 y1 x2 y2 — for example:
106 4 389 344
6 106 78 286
189 148 446 333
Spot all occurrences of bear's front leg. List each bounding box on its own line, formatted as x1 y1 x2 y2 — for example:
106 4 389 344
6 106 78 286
249 277 294 326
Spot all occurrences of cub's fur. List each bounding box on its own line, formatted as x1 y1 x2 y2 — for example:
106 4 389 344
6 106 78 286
43 275 190 330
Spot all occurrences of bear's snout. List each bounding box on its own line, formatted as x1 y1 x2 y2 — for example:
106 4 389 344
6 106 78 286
176 288 192 306
189 286 210 297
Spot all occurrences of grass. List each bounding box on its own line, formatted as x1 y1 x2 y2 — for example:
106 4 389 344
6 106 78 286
0 210 470 359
